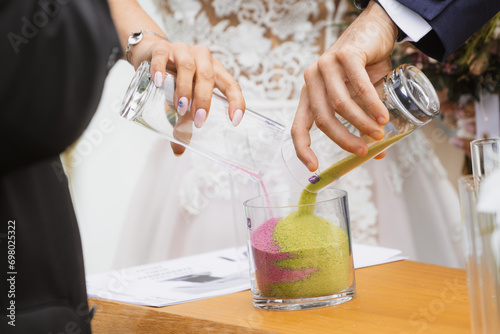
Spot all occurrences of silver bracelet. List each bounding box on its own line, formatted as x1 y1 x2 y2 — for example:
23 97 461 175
125 29 168 63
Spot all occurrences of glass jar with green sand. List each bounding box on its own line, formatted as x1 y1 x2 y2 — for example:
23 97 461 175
245 189 355 311
282 64 440 194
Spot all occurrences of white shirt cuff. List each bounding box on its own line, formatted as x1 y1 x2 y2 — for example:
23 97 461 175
376 0 432 42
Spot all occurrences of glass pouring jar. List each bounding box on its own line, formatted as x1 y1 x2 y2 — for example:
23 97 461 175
120 61 286 180
281 64 441 192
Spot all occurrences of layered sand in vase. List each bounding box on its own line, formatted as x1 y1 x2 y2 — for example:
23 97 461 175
250 132 409 298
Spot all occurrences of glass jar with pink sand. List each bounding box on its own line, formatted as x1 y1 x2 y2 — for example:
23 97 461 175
244 189 355 310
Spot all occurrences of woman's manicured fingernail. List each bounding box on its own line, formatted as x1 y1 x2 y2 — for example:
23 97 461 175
356 147 366 156
194 108 207 128
177 97 188 116
232 109 243 127
154 71 163 88
306 161 314 171
377 116 387 125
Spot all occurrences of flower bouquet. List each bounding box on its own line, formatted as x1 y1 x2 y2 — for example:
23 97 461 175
392 13 500 172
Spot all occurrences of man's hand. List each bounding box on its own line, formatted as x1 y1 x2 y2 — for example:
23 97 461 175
291 1 397 171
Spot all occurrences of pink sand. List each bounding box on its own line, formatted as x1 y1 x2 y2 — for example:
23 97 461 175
250 217 317 289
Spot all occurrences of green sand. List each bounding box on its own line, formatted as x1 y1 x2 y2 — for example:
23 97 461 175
264 212 350 298
299 130 412 213
305 131 411 194
258 131 412 298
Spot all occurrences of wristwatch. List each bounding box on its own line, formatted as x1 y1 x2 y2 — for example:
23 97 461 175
125 29 168 63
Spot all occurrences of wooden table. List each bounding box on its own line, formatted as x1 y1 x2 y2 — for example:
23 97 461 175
89 260 470 333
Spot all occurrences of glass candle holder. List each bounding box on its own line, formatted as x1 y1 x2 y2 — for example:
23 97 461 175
458 175 500 334
244 189 356 310
471 138 500 178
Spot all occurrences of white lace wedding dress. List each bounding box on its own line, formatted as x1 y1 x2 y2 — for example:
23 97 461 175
113 0 464 268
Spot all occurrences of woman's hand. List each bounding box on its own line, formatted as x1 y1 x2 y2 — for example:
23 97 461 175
129 37 245 127
128 37 246 154
108 0 245 155
291 1 397 172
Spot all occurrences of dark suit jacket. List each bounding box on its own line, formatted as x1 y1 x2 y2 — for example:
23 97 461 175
0 1 121 333
397 0 500 60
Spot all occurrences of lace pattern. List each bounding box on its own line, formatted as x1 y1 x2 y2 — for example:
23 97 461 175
157 0 337 101
155 0 381 245
386 130 446 194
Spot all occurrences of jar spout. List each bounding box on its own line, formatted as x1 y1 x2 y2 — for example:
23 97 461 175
120 62 155 121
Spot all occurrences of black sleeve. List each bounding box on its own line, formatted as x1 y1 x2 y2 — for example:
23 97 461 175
0 0 122 174
396 0 500 60
0 1 121 333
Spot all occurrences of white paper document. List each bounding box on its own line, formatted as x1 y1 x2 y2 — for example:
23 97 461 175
86 247 250 307
87 243 406 307
352 243 407 269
